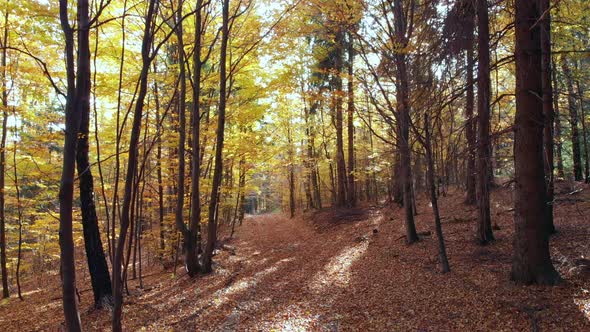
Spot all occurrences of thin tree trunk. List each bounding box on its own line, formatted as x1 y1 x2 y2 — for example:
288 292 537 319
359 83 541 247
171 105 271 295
13 137 23 300
394 0 418 244
512 0 560 285
335 29 347 207
347 31 356 207
540 0 556 234
0 8 8 299
552 58 565 178
464 17 476 204
75 0 112 307
112 1 157 330
154 77 165 261
174 0 189 274
476 0 494 244
288 128 296 218
58 0 83 328
576 81 590 183
111 0 129 264
186 0 204 277
562 60 582 181
203 0 229 273
424 114 450 273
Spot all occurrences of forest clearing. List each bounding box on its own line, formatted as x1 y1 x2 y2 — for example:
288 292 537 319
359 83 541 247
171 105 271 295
0 0 589 331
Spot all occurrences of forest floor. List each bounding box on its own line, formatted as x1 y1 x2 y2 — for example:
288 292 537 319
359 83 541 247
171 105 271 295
1 183 590 331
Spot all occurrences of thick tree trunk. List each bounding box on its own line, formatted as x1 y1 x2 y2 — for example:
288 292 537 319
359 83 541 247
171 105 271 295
562 60 582 181
512 0 560 285
540 0 556 234
475 0 494 244
203 0 229 273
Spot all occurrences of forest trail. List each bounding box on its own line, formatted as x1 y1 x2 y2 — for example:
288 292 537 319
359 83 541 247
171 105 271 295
1 186 590 331
91 185 590 331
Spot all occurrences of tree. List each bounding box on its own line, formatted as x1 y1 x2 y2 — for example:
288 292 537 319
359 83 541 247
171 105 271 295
475 0 494 244
393 0 418 244
511 0 560 285
203 0 230 273
347 30 356 208
540 0 556 234
0 7 9 300
562 60 583 181
74 0 112 308
112 0 158 329
58 0 83 329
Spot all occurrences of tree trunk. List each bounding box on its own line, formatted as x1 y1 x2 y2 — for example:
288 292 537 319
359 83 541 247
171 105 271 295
394 0 418 244
186 0 204 277
562 60 582 181
13 138 23 300
464 17 476 205
347 31 356 207
112 1 157 330
335 29 347 207
58 0 83 328
75 0 112 307
424 114 450 273
154 78 165 260
576 81 590 183
203 0 229 273
552 58 565 178
540 0 556 234
511 0 560 285
475 0 494 244
0 9 8 299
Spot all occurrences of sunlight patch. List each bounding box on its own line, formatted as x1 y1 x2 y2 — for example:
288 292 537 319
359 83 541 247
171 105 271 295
574 290 590 322
269 304 319 331
309 241 369 292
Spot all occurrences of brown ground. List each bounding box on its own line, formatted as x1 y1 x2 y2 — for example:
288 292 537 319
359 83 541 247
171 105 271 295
1 183 589 331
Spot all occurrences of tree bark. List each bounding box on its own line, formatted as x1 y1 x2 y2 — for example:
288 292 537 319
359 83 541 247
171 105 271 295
186 0 204 277
75 0 112 308
576 80 590 183
562 60 582 181
424 114 450 273
540 0 556 234
464 14 476 205
334 29 348 207
203 0 229 273
552 58 565 178
394 0 418 244
0 9 9 300
512 0 560 285
475 0 494 244
112 1 157 330
347 31 356 207
58 0 83 328
13 137 23 300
